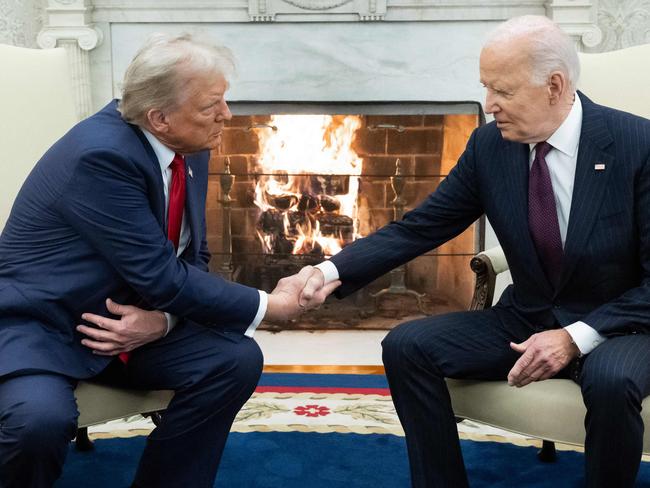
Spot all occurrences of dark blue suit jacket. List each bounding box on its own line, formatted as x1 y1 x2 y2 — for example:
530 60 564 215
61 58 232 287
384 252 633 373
0 101 260 379
331 93 650 335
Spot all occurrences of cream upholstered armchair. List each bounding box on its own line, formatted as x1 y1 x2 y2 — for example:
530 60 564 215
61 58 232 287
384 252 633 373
0 44 173 449
447 43 650 460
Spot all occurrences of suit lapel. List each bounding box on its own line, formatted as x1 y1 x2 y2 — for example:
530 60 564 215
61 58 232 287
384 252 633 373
557 95 615 293
183 155 201 258
127 122 167 229
501 141 556 296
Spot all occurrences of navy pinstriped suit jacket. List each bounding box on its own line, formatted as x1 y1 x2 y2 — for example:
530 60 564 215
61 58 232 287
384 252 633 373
0 101 260 379
331 93 650 336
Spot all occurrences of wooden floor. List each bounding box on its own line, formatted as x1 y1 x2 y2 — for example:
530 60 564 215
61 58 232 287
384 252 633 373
263 364 385 374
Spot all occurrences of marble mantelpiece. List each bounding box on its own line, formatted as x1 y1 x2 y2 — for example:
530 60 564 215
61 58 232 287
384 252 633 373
36 0 601 114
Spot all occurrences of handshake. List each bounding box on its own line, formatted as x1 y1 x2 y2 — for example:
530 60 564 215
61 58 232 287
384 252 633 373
264 266 342 322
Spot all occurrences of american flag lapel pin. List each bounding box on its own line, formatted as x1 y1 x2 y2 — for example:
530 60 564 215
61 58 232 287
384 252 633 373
594 163 606 171
188 166 194 178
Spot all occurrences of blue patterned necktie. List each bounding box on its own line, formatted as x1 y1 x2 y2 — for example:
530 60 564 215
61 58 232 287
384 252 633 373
528 141 563 286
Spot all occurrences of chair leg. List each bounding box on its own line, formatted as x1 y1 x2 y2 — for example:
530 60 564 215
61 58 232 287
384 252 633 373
142 410 164 427
75 427 94 452
537 440 557 463
150 411 163 426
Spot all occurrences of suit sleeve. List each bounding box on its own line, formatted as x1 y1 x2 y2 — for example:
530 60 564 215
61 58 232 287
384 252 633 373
194 197 212 273
582 153 650 335
197 232 212 273
331 128 485 297
56 148 260 334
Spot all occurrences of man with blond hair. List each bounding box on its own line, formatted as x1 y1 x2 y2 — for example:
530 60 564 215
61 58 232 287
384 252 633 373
0 34 336 487
300 15 650 487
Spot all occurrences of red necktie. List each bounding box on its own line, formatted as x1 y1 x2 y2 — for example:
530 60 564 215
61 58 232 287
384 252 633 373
167 153 186 250
528 142 563 286
119 153 186 364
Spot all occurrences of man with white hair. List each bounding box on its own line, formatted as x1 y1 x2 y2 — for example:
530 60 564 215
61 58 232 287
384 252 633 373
0 34 336 487
299 15 650 487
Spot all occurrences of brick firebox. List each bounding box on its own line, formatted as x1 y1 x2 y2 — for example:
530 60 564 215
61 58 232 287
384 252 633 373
205 108 481 330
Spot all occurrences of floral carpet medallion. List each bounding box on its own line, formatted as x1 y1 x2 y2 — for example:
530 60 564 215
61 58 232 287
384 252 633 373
232 391 402 435
90 375 555 450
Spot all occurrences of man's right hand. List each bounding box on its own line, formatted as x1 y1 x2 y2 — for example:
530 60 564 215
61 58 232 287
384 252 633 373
77 298 167 356
265 266 340 322
299 267 329 308
507 329 580 387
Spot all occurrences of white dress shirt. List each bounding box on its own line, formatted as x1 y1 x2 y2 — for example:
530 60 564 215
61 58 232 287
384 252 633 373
141 129 266 337
316 93 606 355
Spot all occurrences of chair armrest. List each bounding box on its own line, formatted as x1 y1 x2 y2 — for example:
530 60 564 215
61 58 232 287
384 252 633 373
469 245 509 311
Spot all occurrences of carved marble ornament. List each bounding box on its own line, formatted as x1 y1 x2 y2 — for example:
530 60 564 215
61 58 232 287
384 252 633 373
0 0 45 47
281 0 353 9
596 0 650 51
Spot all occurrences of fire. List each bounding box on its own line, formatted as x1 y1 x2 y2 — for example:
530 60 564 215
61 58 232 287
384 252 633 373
253 114 363 256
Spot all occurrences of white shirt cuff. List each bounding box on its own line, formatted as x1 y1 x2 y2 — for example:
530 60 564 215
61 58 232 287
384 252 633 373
163 313 177 337
315 260 340 284
245 290 267 338
564 321 607 355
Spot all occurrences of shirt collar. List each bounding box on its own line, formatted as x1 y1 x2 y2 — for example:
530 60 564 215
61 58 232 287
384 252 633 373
529 92 582 158
140 128 176 172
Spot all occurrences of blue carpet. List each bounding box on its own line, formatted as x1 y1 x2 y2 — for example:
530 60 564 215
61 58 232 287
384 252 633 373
56 431 650 487
258 373 389 389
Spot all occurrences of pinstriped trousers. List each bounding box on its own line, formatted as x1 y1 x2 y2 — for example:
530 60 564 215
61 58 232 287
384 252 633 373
382 307 650 488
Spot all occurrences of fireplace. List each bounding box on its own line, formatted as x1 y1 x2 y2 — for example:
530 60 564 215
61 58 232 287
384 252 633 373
205 102 483 330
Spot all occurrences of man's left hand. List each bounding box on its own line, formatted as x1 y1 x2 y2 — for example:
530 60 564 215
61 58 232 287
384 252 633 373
77 298 167 356
507 329 580 387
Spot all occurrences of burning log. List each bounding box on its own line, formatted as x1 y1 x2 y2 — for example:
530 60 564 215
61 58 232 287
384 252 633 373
318 213 353 228
258 209 284 234
268 193 298 211
293 239 324 257
317 213 354 243
287 211 313 236
309 241 324 256
298 193 319 212
318 195 341 213
273 235 295 254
